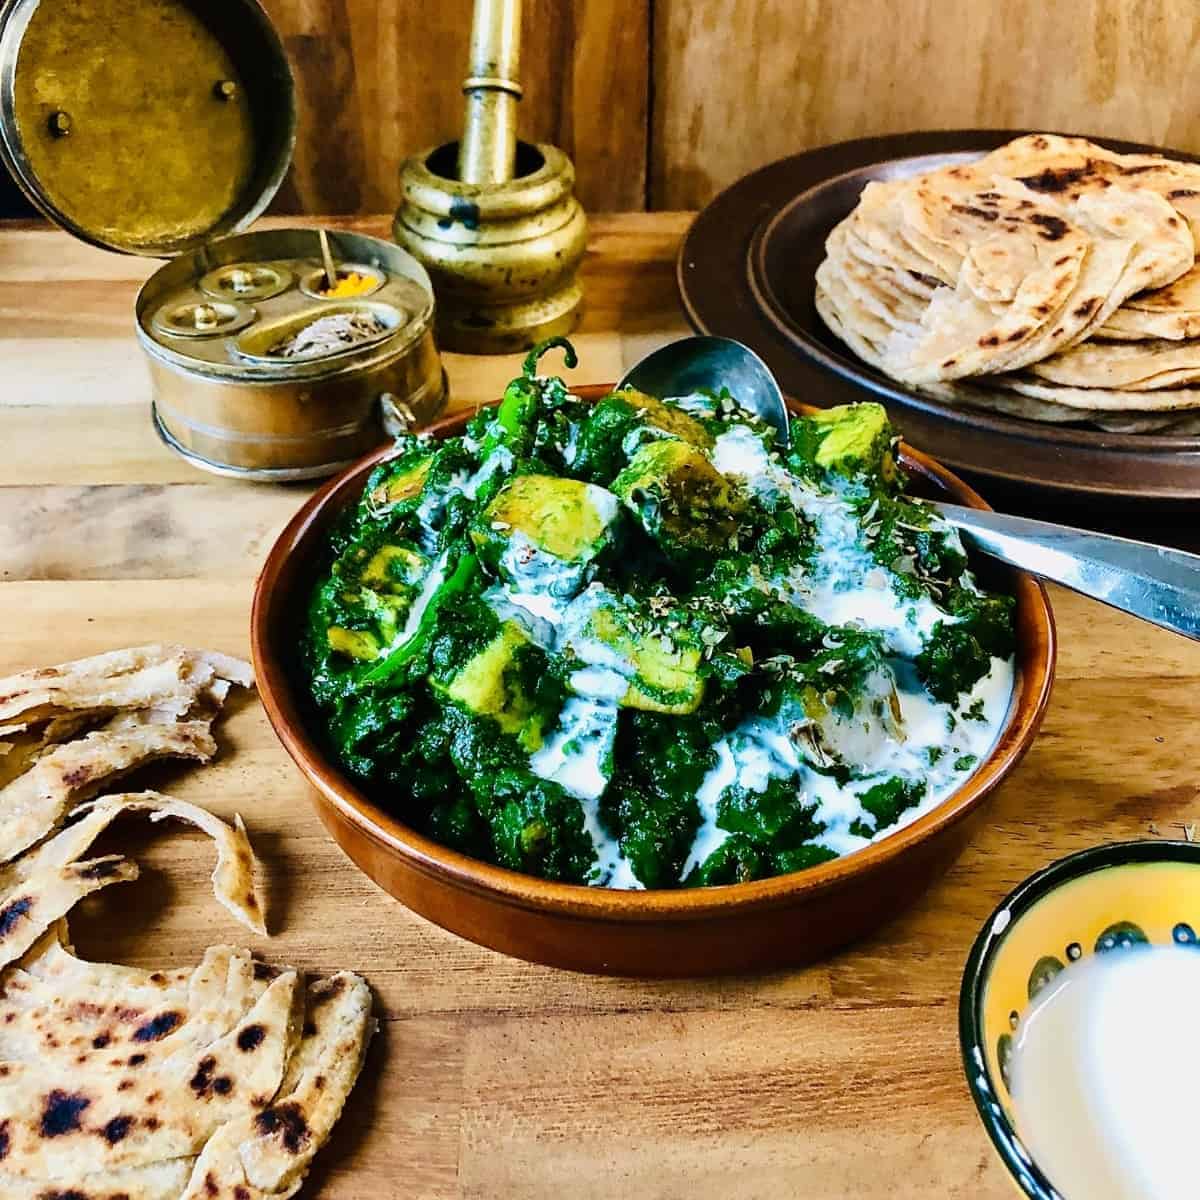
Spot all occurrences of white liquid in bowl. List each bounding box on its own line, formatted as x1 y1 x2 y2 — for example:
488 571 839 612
1009 944 1200 1199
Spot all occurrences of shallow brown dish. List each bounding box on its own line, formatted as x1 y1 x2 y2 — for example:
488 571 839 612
252 384 1056 976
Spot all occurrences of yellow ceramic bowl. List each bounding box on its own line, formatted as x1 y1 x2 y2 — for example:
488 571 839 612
959 840 1200 1198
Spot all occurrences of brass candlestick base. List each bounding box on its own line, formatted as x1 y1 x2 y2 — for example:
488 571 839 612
394 140 586 354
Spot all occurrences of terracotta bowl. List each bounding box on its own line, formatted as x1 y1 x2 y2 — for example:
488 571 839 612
959 840 1200 1198
252 385 1056 976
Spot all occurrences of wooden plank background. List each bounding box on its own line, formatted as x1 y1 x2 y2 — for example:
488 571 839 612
650 0 1200 208
247 0 1200 214
262 0 651 214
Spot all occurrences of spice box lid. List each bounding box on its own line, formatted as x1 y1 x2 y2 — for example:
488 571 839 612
0 0 295 256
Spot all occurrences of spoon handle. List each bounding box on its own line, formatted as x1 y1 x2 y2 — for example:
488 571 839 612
318 228 339 291
931 501 1200 642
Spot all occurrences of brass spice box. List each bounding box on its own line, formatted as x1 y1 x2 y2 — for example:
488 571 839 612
0 0 446 481
138 229 445 480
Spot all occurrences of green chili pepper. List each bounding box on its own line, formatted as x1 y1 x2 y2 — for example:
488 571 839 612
360 552 479 686
480 338 579 462
522 336 577 378
481 379 538 461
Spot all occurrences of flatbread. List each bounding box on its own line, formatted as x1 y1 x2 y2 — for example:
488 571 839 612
0 646 252 736
816 257 904 348
0 935 373 1199
15 920 189 992
180 972 374 1199
0 645 371 1197
997 375 1200 412
816 133 1200 425
900 175 1087 303
0 1158 195 1200
0 722 218 864
0 791 265 972
823 223 927 333
0 855 138 972
815 280 888 370
993 187 1191 363
0 942 274 1080
0 715 94 790
1092 411 1200 434
972 134 1200 343
0 969 302 1180
851 178 954 282
1102 298 1200 341
818 260 1200 430
0 792 266 935
881 184 1192 384
917 377 1199 430
1029 337 1200 389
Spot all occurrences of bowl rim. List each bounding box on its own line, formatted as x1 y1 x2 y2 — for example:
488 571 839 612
958 838 1200 1200
251 384 1056 921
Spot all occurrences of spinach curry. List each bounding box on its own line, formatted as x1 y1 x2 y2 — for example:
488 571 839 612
302 341 1016 889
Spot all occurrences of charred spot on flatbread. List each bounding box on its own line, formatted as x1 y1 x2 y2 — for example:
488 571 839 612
1017 163 1098 192
131 1011 181 1043
100 1114 133 1144
950 203 999 222
1029 212 1070 240
236 1025 265 1052
40 1089 91 1136
0 897 32 938
254 1101 310 1154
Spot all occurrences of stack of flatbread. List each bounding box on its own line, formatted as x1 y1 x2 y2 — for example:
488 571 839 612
0 646 375 1199
816 133 1200 434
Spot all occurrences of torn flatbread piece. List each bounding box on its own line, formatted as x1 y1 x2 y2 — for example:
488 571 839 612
0 942 282 1088
0 722 217 864
0 856 138 970
180 972 375 1198
0 932 374 1197
0 714 94 790
1 791 266 935
0 645 252 736
14 920 189 995
0 969 301 1181
0 642 370 1197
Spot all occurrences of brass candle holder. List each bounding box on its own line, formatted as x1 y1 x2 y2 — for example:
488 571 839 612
393 0 587 354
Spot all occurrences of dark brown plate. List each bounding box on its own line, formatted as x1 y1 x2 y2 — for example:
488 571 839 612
678 129 1200 501
251 385 1055 977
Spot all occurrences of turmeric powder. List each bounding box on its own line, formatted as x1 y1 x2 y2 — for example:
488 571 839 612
319 271 377 299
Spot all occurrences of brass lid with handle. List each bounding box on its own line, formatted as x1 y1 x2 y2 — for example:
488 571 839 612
0 0 295 256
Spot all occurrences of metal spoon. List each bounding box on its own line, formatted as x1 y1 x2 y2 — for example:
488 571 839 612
931 503 1200 642
621 335 1200 642
618 335 792 447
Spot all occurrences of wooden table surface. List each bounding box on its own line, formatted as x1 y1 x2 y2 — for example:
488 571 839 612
2 213 1198 1199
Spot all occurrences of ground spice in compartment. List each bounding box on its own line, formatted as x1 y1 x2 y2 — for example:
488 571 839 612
319 271 378 299
271 311 388 359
